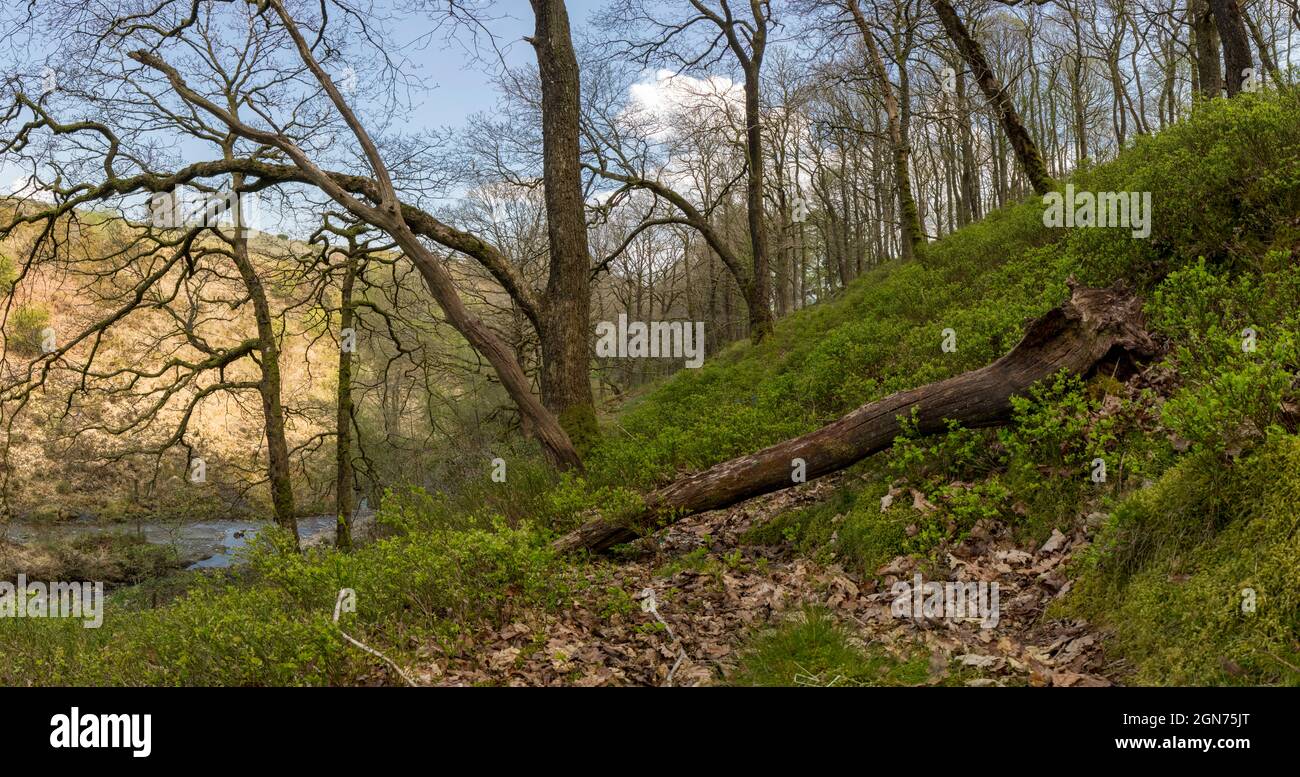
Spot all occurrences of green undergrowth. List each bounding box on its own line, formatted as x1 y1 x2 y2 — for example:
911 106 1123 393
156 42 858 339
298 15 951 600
0 517 577 685
1063 436 1300 686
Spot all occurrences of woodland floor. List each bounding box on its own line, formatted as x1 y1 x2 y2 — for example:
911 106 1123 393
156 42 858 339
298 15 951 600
407 475 1116 687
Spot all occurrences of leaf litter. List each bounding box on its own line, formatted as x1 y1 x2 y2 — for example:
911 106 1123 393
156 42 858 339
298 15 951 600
415 475 1114 687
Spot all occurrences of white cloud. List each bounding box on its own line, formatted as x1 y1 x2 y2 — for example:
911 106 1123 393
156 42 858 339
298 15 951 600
627 69 742 123
7 175 56 203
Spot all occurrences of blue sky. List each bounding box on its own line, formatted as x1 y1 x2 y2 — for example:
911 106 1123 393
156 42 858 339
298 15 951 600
402 0 608 128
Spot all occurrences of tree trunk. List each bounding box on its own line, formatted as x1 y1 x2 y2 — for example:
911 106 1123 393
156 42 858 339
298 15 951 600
335 252 356 551
1209 0 1254 96
393 230 584 470
929 0 1055 195
216 164 298 544
530 0 598 449
743 70 775 341
554 283 1156 553
956 65 980 223
771 148 791 318
1191 0 1223 98
1241 5 1284 88
849 0 923 261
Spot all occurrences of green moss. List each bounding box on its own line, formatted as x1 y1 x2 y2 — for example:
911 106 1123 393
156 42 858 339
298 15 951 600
559 402 601 456
1064 436 1300 685
0 251 15 292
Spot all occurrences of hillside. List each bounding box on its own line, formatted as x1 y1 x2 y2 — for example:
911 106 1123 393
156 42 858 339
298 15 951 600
0 216 513 525
1 89 1298 686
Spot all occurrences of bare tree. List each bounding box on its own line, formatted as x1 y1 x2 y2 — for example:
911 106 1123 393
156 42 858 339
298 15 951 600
600 0 777 340
928 0 1055 194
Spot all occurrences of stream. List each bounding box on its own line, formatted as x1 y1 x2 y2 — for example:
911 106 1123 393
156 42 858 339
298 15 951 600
2 513 367 570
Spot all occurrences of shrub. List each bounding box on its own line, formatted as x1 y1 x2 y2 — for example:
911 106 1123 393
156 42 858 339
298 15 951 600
6 303 50 355
0 518 576 685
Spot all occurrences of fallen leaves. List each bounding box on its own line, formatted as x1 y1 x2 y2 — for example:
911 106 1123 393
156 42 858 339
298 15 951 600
1040 528 1068 554
420 475 1114 688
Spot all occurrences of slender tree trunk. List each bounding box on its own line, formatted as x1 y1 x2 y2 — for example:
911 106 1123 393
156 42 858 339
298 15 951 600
849 0 922 261
743 71 774 341
1071 54 1088 163
335 252 356 550
956 66 980 224
1241 6 1284 87
390 229 583 470
929 0 1054 195
228 176 297 542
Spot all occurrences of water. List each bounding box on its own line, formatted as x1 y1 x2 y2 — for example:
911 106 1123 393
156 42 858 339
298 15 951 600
2 514 358 570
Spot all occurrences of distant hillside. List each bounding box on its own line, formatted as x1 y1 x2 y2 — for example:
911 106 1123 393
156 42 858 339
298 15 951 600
0 215 343 522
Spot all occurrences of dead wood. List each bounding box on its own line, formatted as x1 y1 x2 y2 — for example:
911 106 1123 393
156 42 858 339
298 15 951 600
554 282 1156 553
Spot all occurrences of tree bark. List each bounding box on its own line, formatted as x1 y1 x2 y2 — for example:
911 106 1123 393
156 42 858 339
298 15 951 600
1240 5 1284 88
956 64 980 223
928 0 1055 195
530 0 598 448
742 65 774 341
335 251 356 551
715 0 774 342
1191 0 1223 98
393 230 585 470
554 283 1156 553
222 166 298 545
1209 0 1254 96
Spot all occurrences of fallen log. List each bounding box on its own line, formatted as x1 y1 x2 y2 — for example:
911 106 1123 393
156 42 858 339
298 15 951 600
554 282 1156 554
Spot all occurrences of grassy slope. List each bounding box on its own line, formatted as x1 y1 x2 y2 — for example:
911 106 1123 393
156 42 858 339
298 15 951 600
1 90 1297 685
589 89 1300 686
